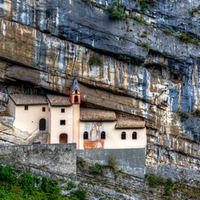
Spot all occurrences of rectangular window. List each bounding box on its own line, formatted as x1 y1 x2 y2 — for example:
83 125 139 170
61 108 65 113
60 120 66 125
24 105 28 110
42 107 45 112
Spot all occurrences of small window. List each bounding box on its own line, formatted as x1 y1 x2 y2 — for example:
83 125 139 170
132 132 137 139
42 107 45 112
61 108 65 113
74 96 78 103
60 120 66 125
83 131 88 140
101 131 106 139
75 90 77 94
24 105 28 110
121 132 126 140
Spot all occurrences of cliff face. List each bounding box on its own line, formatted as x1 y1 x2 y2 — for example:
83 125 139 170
0 0 200 170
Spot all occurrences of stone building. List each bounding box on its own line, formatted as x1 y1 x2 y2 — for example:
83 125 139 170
7 79 146 150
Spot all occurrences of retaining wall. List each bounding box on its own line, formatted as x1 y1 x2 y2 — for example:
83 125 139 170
77 148 146 174
0 143 77 180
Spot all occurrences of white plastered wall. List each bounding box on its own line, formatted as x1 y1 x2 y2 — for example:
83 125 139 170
50 106 73 144
79 121 146 149
13 104 48 133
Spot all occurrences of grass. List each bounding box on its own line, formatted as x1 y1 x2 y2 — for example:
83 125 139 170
162 29 172 35
176 33 200 46
136 42 151 50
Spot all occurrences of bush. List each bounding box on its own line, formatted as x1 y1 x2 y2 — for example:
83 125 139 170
89 54 103 66
165 177 173 196
162 29 172 35
107 1 127 20
146 174 164 187
179 112 189 122
138 0 148 11
72 188 87 200
195 109 200 117
108 154 117 169
66 182 76 190
176 33 199 46
77 156 85 168
89 163 103 175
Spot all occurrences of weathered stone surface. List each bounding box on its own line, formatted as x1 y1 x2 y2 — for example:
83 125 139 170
0 0 199 172
0 143 77 178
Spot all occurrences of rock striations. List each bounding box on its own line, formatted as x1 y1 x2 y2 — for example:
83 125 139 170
0 0 199 172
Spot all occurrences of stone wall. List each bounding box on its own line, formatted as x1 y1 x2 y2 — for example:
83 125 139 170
0 143 77 179
77 148 145 174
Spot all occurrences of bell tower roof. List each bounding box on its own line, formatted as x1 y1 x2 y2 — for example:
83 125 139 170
70 79 81 93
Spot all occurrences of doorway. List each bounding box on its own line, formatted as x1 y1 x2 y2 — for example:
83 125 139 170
59 133 68 143
39 118 46 131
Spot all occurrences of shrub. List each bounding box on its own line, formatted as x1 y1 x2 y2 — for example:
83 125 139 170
72 188 87 200
89 163 103 175
108 154 117 169
138 0 148 11
179 112 189 122
66 182 76 190
146 174 164 187
189 5 200 17
136 43 151 50
176 33 199 46
77 156 85 168
162 29 172 35
89 54 103 66
165 177 173 196
107 1 127 20
130 15 150 26
195 109 200 117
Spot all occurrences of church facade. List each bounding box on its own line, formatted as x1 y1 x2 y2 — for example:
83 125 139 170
7 79 146 150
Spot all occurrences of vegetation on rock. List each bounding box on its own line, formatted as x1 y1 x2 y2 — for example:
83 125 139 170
107 1 127 20
189 5 200 17
89 54 103 66
176 33 199 46
108 154 117 169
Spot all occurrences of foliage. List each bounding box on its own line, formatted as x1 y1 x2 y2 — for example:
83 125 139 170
77 156 86 168
138 0 149 11
107 1 127 20
180 112 189 122
162 29 172 35
176 33 199 46
189 5 200 17
66 182 76 190
130 15 150 26
146 173 164 187
137 43 151 50
195 109 200 117
0 163 80 200
108 154 117 169
175 109 189 122
89 54 103 66
71 188 87 200
89 163 103 175
164 177 173 196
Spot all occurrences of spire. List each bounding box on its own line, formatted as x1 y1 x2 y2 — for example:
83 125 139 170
70 79 81 93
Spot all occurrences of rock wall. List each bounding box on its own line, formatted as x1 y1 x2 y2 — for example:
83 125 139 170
0 0 199 170
0 143 77 179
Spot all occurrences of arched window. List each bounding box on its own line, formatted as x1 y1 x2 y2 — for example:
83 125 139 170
83 131 88 140
101 131 106 139
121 132 126 140
132 132 137 139
74 96 78 103
75 90 77 94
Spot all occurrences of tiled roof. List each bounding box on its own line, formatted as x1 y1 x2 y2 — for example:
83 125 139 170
9 94 47 105
71 79 81 93
80 108 116 121
115 119 146 129
47 94 71 106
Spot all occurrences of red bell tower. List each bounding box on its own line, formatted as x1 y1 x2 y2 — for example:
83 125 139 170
70 79 81 104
